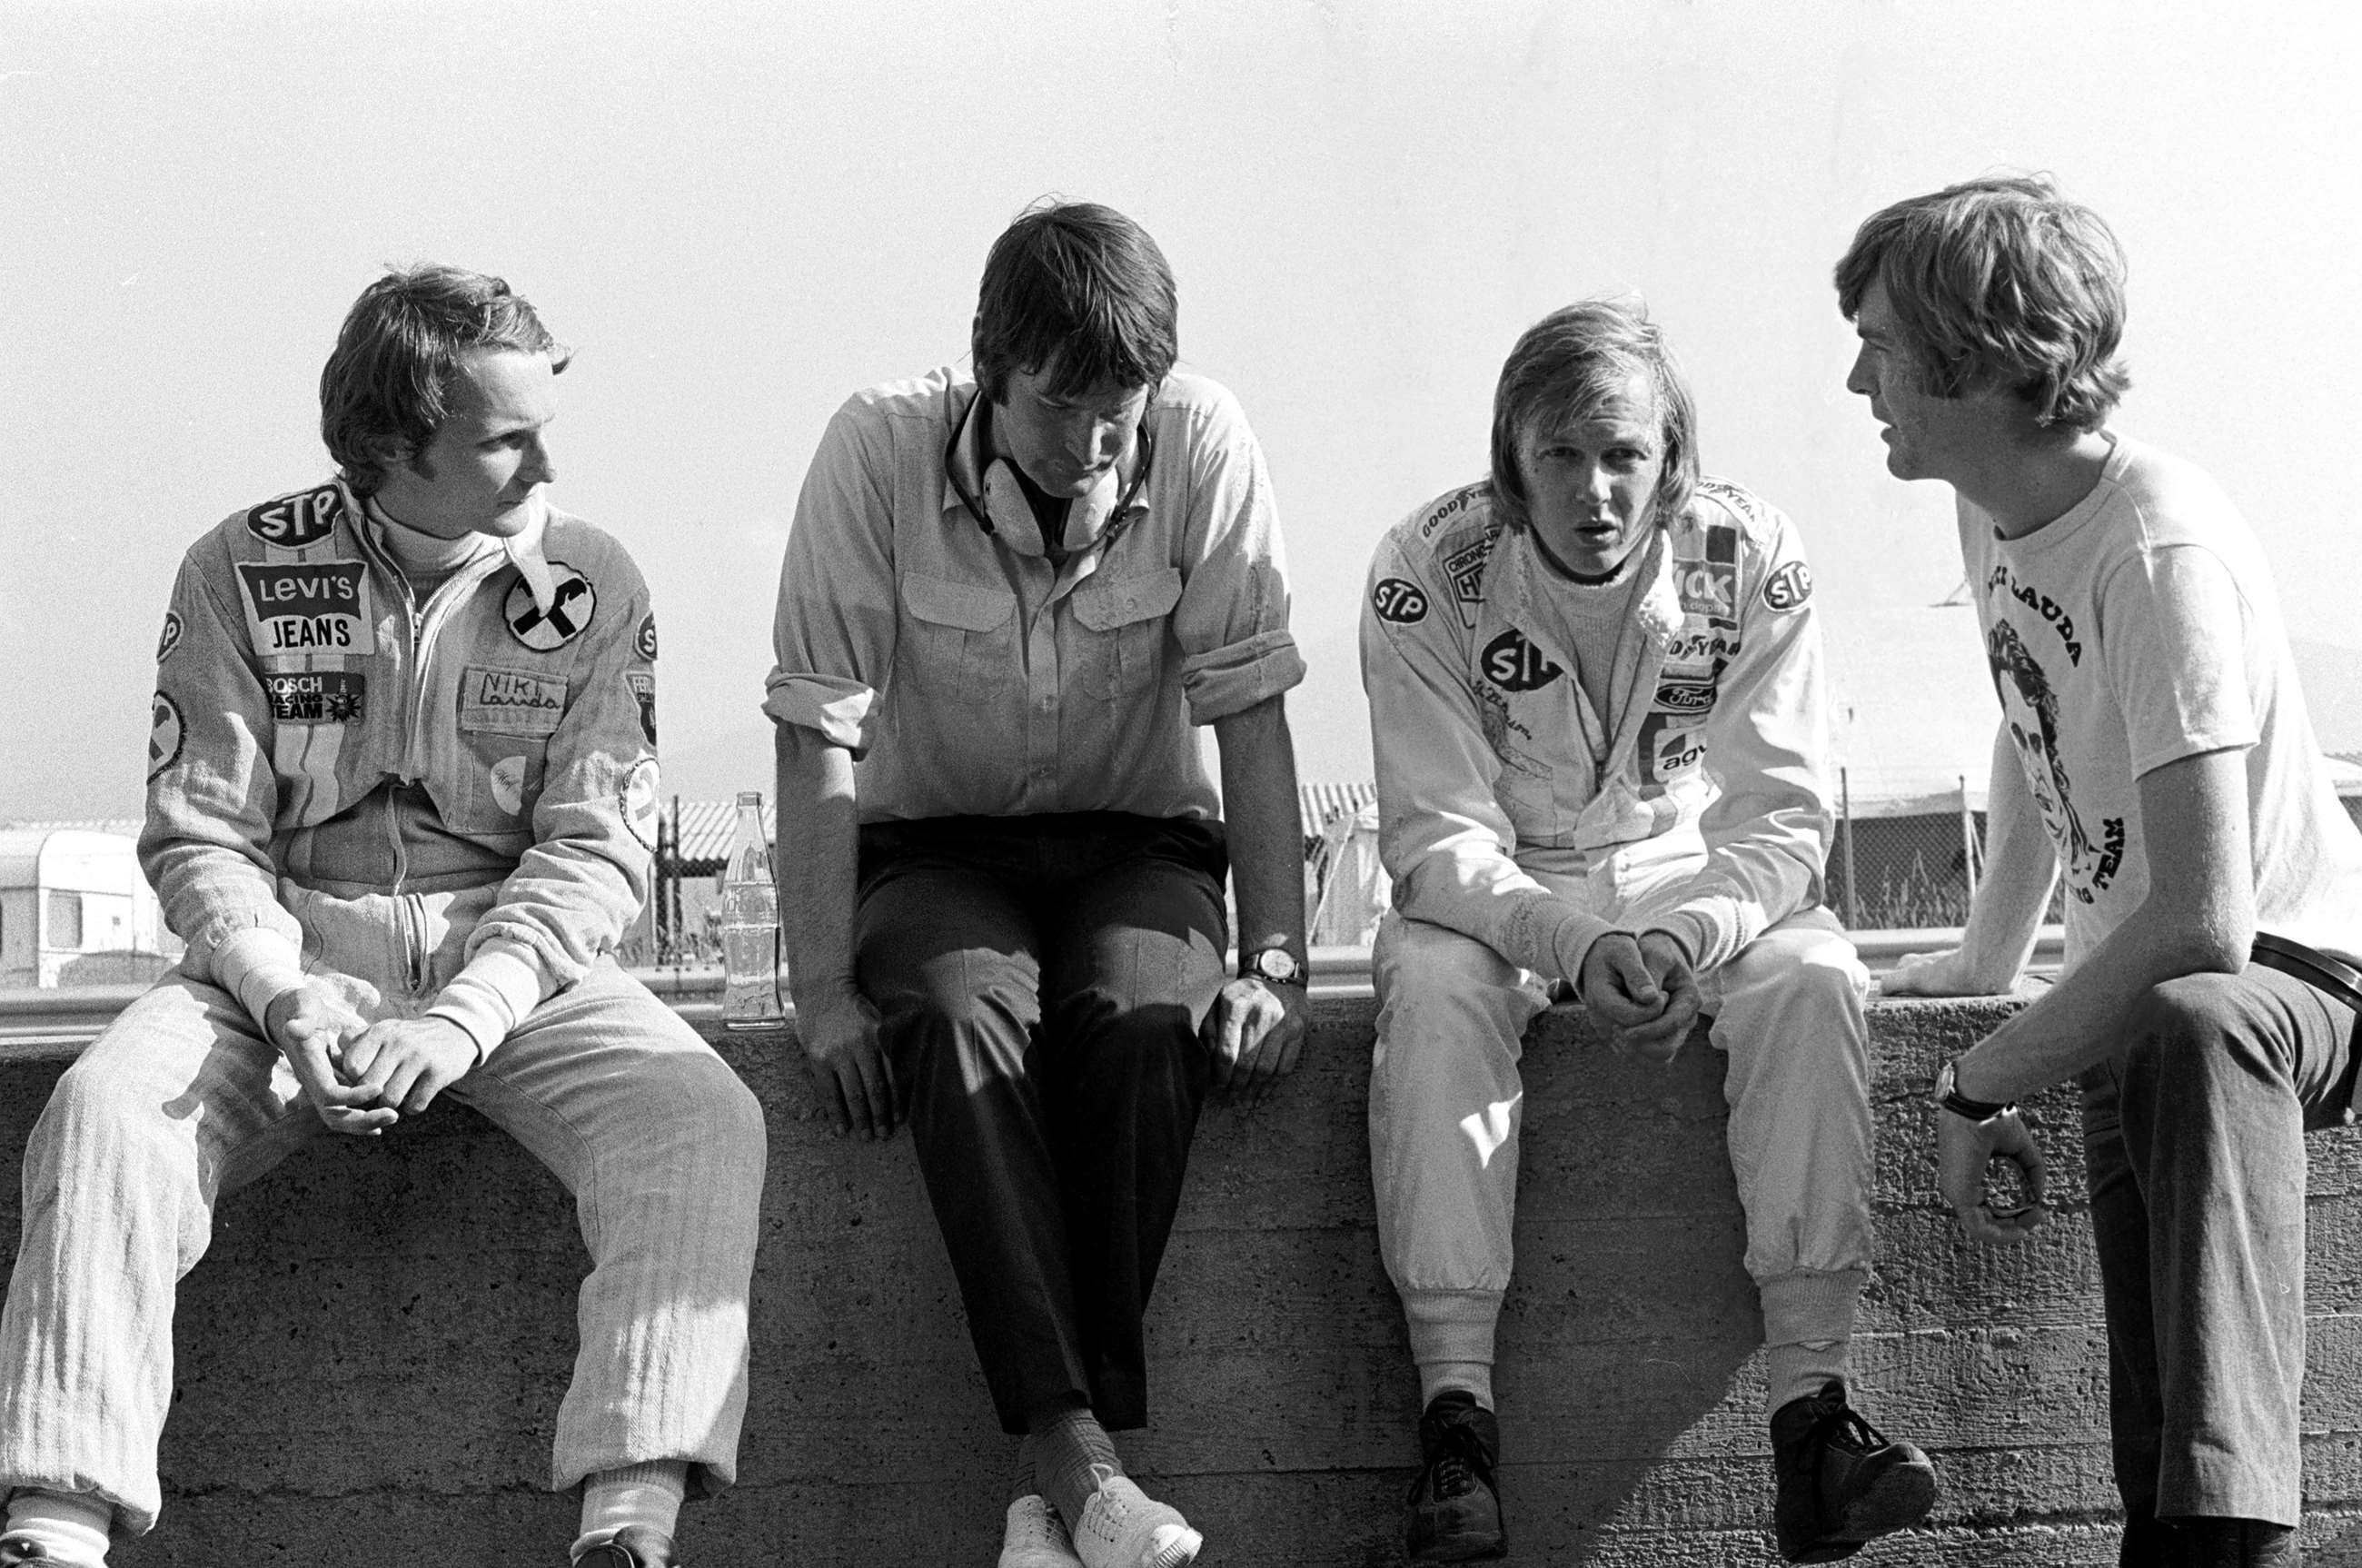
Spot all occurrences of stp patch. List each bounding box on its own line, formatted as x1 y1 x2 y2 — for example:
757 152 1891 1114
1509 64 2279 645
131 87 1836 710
1762 561 1812 612
506 564 596 651
156 612 183 662
634 613 659 661
244 486 343 550
1370 578 1428 624
1479 628 1563 692
266 670 366 725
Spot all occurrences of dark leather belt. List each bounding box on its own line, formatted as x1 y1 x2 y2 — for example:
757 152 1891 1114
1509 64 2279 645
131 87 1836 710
2251 931 2362 1012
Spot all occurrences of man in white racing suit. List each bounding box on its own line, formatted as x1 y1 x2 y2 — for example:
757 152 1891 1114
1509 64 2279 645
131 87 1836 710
1361 300 1933 1564
0 266 763 1568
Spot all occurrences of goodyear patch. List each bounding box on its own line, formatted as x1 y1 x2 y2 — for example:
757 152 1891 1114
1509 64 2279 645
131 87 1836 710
620 757 661 850
625 670 656 746
634 612 659 661
1479 628 1563 693
1371 578 1428 624
236 560 375 655
1652 680 1716 715
506 564 596 651
1762 560 1812 612
148 692 184 779
267 670 365 725
244 485 343 550
156 611 183 662
459 665 567 737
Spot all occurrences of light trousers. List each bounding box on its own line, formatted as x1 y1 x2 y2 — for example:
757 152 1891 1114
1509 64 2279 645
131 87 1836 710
0 950 765 1534
1369 888 1873 1370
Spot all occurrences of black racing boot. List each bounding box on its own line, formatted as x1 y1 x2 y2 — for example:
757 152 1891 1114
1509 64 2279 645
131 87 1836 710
1404 1390 1506 1562
2178 1517 2298 1567
1770 1379 1937 1563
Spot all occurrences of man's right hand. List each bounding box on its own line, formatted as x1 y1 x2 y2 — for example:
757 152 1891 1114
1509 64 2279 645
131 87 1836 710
1882 947 2012 998
795 986 898 1140
1577 930 1702 1063
263 981 399 1136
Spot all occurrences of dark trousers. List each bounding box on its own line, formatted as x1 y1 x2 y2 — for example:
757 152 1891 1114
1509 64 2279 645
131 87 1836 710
2083 963 2357 1534
856 811 1228 1434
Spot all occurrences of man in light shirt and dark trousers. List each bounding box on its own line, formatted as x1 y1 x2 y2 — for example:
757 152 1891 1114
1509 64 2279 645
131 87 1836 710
765 201 1310 1568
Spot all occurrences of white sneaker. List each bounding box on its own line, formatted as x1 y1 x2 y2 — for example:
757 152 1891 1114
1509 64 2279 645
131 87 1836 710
1068 1467 1203 1568
1000 1494 1084 1568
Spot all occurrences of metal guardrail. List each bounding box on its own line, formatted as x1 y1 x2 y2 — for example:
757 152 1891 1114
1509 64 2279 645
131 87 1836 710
0 929 2064 1058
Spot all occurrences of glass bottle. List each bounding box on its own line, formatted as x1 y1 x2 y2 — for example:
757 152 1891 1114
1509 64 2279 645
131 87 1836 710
720 790 784 1029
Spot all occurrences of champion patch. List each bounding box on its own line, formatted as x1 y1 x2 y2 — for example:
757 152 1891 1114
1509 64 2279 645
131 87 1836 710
506 564 596 651
156 612 183 662
1762 560 1812 612
625 670 656 746
459 665 568 737
634 613 659 662
244 486 342 549
236 560 375 656
266 670 366 725
1371 578 1429 624
148 692 184 779
620 757 661 849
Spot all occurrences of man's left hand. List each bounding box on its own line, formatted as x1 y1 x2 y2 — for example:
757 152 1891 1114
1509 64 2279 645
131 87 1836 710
1208 978 1309 1097
1937 1104 2048 1245
341 1017 481 1116
1609 930 1703 1064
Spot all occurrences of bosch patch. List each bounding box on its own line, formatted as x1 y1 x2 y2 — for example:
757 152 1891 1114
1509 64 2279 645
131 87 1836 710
244 486 342 549
1762 561 1812 612
147 693 184 779
266 670 366 725
634 613 659 661
236 560 375 655
620 757 661 850
156 612 183 662
625 670 656 745
1652 680 1716 714
506 564 596 651
1371 578 1429 624
459 665 567 737
1479 629 1563 692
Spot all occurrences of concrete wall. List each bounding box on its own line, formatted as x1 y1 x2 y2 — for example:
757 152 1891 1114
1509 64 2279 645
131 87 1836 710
3 993 2362 1566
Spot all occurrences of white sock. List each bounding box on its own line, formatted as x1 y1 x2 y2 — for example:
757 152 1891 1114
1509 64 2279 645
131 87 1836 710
1766 1339 1849 1414
5 1490 112 1566
1417 1359 1494 1411
571 1461 688 1559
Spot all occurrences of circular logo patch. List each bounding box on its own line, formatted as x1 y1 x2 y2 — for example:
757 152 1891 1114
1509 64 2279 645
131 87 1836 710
634 613 659 661
156 612 184 662
620 757 661 850
504 564 596 651
489 754 529 817
148 692 184 779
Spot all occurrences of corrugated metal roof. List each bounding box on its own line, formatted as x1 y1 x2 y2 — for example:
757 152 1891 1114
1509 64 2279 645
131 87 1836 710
660 784 1380 868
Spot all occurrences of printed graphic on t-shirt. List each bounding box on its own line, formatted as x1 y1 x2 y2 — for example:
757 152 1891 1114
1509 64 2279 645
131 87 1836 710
1987 617 2124 903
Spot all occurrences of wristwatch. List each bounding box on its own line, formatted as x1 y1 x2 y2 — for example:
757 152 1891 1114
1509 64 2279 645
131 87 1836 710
1240 948 1307 987
1933 1057 2014 1122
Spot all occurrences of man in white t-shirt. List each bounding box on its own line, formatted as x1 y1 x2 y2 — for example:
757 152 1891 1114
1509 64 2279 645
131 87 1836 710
1840 174 2362 1568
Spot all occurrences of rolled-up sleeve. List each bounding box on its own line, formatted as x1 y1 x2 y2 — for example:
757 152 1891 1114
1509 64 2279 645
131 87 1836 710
1167 391 1305 724
766 395 901 754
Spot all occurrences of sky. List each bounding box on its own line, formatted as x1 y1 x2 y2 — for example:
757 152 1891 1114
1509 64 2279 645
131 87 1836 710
5 1 2360 823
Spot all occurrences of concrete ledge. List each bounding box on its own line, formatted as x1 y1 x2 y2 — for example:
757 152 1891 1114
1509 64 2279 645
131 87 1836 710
4 988 2362 1565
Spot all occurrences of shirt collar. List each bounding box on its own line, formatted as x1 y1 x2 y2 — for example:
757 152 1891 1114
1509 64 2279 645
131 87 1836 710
942 385 1150 560
361 491 557 611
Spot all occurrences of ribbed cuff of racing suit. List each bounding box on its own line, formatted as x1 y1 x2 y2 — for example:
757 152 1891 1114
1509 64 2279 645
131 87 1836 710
1545 906 1620 990
1401 1288 1504 1370
427 940 552 1063
210 927 310 1034
1644 915 1710 972
1758 1268 1866 1349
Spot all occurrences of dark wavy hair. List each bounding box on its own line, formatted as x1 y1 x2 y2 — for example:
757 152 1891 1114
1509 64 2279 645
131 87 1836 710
972 201 1177 403
1489 298 1700 534
321 264 567 495
1834 174 2129 432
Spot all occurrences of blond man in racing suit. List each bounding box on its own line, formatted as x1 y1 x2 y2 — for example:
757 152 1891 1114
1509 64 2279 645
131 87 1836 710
1362 301 1932 1564
0 266 763 1568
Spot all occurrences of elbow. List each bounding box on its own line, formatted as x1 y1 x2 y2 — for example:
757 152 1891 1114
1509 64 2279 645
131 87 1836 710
2168 918 2252 979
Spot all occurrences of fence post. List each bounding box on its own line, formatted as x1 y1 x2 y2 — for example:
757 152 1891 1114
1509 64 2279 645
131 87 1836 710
1840 767 1859 928
1959 774 1980 900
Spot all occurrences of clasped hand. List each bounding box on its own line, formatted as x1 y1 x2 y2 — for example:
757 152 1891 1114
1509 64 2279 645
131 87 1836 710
1577 930 1702 1064
263 981 478 1135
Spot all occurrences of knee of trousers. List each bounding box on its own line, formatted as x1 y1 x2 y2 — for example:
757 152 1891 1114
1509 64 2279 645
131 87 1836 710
2123 971 2276 1100
877 959 1042 1090
604 1053 769 1204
